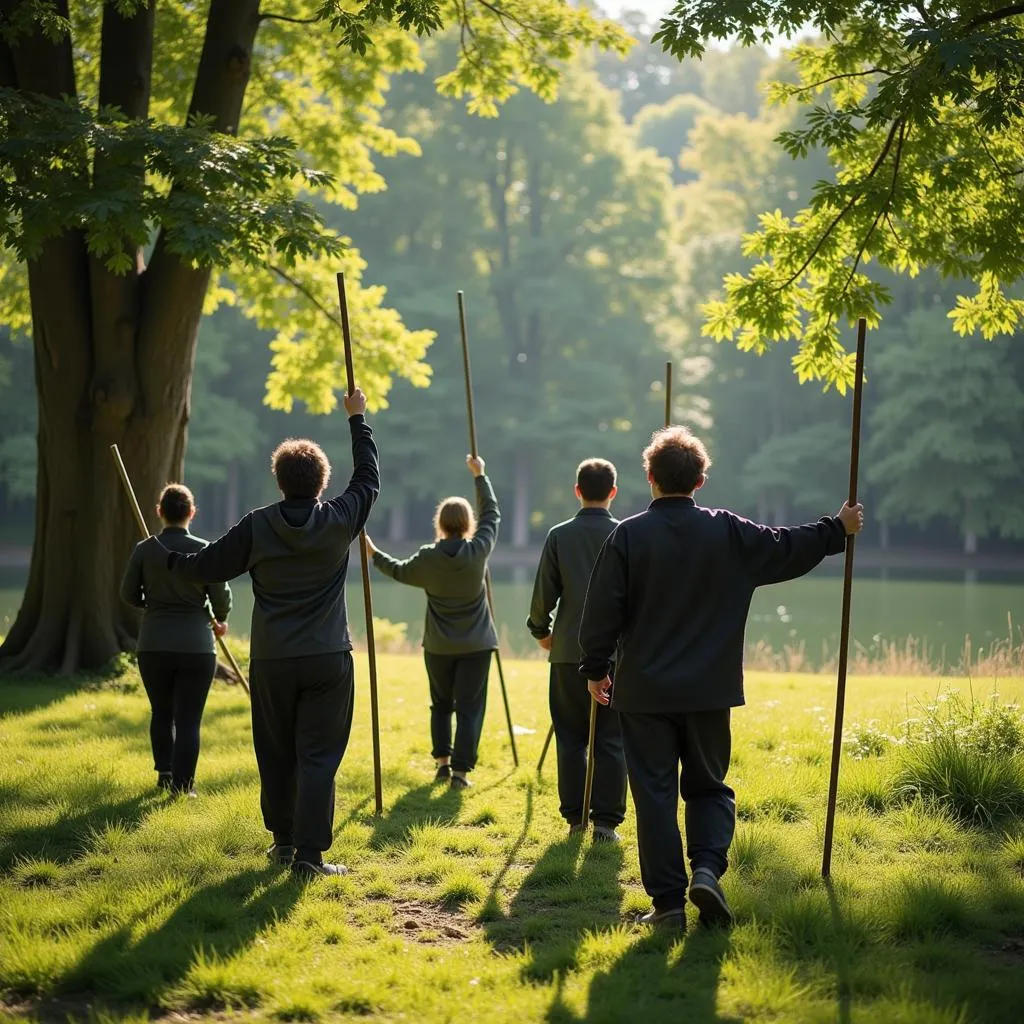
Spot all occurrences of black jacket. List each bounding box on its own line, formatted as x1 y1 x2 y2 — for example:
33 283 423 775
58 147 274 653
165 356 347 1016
167 415 379 660
579 496 847 713
372 475 499 654
120 527 231 654
527 507 617 664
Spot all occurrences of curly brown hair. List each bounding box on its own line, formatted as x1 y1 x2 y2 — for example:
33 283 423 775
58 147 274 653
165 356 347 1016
642 427 711 496
271 439 331 500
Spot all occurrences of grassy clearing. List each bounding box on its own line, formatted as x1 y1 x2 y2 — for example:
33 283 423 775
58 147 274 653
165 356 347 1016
2 653 1024 1023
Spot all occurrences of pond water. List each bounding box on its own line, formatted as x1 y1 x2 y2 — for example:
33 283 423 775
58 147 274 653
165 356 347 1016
1 565 1021 667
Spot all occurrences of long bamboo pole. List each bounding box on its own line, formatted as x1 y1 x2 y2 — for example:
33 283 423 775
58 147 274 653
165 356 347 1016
457 290 520 769
821 317 867 878
110 444 250 695
337 272 384 817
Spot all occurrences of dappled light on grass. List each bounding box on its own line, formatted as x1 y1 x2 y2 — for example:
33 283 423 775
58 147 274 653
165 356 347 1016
2 656 1024 1022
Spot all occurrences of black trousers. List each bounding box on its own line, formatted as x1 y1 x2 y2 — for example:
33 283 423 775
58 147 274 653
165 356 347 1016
619 709 735 911
137 651 216 788
250 652 355 855
550 663 627 827
424 650 491 773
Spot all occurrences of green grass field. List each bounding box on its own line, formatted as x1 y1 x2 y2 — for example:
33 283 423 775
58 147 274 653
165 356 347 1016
2 653 1024 1024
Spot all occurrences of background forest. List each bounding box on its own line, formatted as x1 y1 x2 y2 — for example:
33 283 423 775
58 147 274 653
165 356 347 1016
2 9 1022 567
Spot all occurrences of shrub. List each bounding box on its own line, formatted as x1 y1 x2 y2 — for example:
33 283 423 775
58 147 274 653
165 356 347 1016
845 721 892 759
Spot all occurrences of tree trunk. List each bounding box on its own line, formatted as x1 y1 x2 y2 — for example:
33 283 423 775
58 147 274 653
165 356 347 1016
0 0 261 674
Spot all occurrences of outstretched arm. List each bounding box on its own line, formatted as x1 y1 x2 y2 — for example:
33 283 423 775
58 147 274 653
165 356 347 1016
326 389 380 536
526 532 561 644
365 534 430 588
734 502 862 587
579 528 628 686
167 516 254 584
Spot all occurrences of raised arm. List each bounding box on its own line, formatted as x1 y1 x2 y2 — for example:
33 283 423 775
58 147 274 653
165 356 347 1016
579 528 629 685
468 462 500 557
732 502 861 587
526 530 561 641
119 542 147 610
167 515 254 584
326 390 380 536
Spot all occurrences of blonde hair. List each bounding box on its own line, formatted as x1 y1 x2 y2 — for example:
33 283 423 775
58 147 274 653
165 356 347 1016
434 496 475 540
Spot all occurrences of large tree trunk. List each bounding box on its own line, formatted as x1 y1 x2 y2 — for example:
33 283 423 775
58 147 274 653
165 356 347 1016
0 0 261 674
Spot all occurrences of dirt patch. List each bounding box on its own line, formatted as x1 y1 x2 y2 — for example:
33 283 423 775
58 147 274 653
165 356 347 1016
388 899 478 944
988 936 1024 968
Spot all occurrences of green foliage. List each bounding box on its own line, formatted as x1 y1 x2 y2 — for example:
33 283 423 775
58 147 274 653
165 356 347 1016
656 2 1024 386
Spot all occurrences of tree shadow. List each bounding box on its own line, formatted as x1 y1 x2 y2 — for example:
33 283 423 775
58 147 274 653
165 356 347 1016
0 676 83 719
57 867 303 1006
366 780 465 851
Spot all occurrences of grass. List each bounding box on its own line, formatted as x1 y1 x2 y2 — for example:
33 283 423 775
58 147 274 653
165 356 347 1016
2 653 1024 1023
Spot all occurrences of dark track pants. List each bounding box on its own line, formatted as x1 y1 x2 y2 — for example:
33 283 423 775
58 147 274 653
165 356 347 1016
550 663 627 827
250 652 355 856
137 651 216 789
619 709 735 911
424 650 491 773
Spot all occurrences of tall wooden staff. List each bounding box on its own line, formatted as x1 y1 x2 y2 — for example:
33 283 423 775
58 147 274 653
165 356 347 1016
457 290 520 768
337 272 384 816
110 444 250 695
821 318 867 877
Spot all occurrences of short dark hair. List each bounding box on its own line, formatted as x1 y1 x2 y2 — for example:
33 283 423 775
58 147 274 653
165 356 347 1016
272 439 331 499
577 459 617 502
643 427 711 495
158 483 195 524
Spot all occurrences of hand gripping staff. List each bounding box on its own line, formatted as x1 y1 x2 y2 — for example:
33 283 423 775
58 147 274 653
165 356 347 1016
457 290 520 769
337 271 385 817
110 444 250 695
821 318 867 877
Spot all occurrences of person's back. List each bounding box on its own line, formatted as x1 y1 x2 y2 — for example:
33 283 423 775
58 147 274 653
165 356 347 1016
166 391 378 877
579 426 862 931
528 458 625 840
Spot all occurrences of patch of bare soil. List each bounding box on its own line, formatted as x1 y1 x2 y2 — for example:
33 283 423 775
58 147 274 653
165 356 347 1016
388 899 477 944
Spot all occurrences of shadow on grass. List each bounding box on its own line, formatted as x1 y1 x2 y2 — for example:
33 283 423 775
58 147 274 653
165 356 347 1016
0 677 82 719
367 781 464 850
59 867 303 1007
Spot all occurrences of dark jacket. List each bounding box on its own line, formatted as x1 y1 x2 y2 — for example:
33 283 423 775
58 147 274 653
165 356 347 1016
120 527 231 654
167 415 379 660
579 496 847 713
527 507 618 664
371 475 499 655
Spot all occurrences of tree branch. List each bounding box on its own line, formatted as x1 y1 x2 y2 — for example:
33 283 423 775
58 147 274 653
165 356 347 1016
259 10 318 25
964 3 1024 30
778 117 904 289
268 264 341 326
791 66 897 96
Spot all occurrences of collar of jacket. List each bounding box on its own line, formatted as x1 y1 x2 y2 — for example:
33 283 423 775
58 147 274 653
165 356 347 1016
648 496 696 510
160 526 190 535
575 507 613 518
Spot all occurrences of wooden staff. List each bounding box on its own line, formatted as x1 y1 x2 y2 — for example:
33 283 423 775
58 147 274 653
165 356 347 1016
337 271 384 817
110 444 250 695
821 317 867 878
579 695 598 828
457 290 520 768
664 360 673 427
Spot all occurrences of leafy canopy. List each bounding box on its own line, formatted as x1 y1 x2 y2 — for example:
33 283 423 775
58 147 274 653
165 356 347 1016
0 0 629 412
655 1 1024 390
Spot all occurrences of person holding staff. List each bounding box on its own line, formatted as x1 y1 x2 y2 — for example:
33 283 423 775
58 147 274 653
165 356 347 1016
527 459 626 841
364 455 498 791
580 426 863 930
120 483 231 798
165 389 378 877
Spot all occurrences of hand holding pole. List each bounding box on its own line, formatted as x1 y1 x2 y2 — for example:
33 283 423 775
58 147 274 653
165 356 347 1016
110 444 250 695
821 317 867 877
337 272 384 816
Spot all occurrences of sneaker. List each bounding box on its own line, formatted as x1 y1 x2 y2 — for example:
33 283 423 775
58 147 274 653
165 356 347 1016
688 868 734 928
267 843 295 866
450 774 472 791
156 772 173 791
638 907 687 930
592 825 621 843
434 764 452 782
168 784 197 799
292 860 350 878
